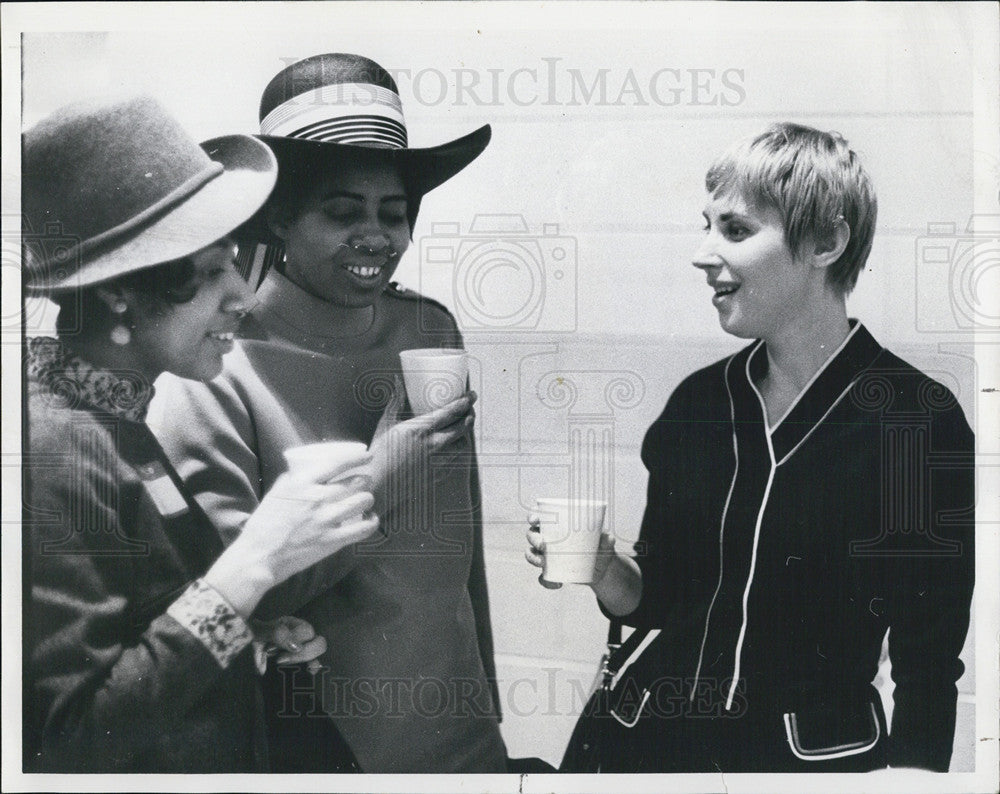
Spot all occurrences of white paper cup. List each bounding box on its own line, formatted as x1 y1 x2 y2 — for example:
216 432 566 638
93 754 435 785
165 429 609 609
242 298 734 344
282 441 370 483
398 348 469 415
533 498 607 584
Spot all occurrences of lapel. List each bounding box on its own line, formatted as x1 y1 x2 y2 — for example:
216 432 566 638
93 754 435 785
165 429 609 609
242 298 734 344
744 321 884 466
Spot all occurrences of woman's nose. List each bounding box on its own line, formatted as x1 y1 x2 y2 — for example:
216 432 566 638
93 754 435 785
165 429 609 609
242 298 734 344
349 232 397 258
692 234 721 270
222 268 256 315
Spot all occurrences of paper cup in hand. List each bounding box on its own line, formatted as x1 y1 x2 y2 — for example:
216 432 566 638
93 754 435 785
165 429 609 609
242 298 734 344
533 498 607 584
398 348 468 415
282 441 371 484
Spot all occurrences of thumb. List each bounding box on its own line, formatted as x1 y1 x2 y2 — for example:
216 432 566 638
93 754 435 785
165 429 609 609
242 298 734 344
374 375 405 440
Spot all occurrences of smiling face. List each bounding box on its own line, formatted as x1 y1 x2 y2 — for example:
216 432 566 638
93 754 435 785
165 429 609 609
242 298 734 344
126 240 253 381
693 190 823 342
270 159 410 308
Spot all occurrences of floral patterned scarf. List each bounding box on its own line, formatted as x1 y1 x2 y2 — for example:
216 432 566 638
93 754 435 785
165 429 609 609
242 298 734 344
26 336 155 423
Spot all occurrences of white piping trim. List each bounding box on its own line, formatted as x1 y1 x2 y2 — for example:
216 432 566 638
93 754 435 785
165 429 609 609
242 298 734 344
766 321 862 432
690 351 746 702
612 629 662 690
725 354 776 711
775 379 859 467
611 690 651 728
782 702 881 761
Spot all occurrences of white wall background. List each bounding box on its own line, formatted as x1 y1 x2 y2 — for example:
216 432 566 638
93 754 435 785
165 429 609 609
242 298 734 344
9 0 999 779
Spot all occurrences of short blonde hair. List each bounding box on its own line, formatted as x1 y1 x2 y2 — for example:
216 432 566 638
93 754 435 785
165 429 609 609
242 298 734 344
705 123 877 294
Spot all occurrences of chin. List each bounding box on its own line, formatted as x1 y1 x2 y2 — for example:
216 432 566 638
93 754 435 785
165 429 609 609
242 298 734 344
718 315 756 340
331 288 385 308
178 359 224 383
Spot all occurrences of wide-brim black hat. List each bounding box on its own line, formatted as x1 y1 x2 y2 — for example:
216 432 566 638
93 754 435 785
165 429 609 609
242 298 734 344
239 53 490 251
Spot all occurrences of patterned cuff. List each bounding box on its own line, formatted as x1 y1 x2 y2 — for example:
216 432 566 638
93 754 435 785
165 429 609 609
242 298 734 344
166 580 253 669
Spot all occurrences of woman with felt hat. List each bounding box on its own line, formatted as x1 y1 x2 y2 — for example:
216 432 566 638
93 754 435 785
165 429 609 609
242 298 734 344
153 54 509 772
22 95 381 772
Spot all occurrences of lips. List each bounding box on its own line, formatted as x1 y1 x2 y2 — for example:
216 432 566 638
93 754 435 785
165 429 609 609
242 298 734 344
343 264 383 279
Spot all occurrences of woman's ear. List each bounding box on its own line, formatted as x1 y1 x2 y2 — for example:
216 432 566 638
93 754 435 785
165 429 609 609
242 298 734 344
812 217 851 270
93 284 128 314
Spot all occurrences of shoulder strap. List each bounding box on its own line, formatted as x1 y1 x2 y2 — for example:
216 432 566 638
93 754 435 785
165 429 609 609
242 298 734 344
602 618 659 687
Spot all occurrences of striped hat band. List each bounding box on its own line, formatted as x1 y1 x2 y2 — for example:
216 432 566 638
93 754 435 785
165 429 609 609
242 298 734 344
260 82 407 149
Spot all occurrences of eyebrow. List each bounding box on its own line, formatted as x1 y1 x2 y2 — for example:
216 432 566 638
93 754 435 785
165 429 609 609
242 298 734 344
321 190 408 203
702 209 749 222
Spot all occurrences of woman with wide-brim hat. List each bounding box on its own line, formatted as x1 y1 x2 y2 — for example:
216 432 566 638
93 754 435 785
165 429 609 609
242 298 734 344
23 95 381 772
153 54 509 772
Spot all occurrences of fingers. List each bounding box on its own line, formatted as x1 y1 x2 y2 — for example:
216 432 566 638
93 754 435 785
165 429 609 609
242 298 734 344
262 616 312 652
296 474 373 502
526 519 560 588
525 526 545 568
418 391 476 431
276 634 327 665
524 545 544 569
526 526 544 550
538 573 562 590
319 491 376 526
270 481 371 507
330 513 381 546
373 376 406 439
277 616 317 647
427 417 474 452
285 448 374 486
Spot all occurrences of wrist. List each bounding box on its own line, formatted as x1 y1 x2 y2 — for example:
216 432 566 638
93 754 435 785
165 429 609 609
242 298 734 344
203 555 275 620
588 553 617 596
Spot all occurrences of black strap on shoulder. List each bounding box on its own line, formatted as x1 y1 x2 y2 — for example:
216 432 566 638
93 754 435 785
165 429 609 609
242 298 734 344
601 619 654 689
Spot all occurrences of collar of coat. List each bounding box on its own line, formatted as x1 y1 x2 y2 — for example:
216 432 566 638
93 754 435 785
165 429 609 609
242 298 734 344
27 336 155 423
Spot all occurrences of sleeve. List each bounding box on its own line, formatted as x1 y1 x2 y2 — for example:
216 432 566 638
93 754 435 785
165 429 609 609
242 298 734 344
466 441 502 720
26 439 252 771
152 372 357 621
886 404 975 771
600 420 674 629
438 312 503 720
602 378 716 630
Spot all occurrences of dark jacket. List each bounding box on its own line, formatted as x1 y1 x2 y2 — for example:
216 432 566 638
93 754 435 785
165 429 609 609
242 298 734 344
615 323 974 772
24 340 267 772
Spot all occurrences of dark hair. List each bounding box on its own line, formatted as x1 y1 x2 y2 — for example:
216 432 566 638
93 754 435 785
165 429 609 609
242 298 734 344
55 255 198 336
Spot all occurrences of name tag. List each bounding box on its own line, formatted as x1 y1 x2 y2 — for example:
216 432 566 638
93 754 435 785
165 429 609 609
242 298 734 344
136 460 189 519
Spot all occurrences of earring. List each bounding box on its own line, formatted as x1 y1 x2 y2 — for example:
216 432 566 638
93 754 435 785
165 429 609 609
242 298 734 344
110 299 131 346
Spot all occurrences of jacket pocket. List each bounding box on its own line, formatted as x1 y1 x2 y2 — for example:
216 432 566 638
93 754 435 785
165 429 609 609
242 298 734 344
782 700 881 761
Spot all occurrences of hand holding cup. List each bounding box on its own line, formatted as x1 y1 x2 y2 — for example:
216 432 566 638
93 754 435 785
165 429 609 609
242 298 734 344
525 498 609 587
204 443 379 617
368 375 476 515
